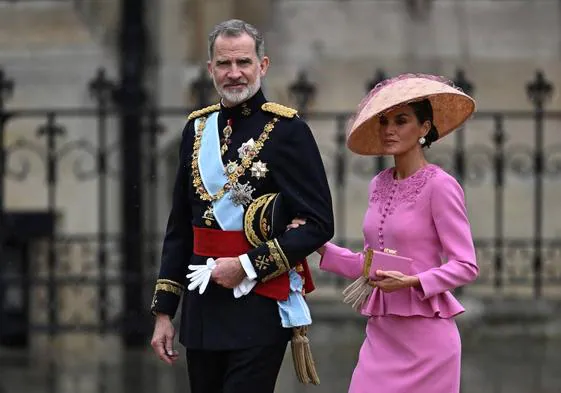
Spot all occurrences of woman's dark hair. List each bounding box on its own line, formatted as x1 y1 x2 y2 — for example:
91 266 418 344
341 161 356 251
408 99 439 148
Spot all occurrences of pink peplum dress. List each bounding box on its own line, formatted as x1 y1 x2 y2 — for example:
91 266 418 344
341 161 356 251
320 164 479 393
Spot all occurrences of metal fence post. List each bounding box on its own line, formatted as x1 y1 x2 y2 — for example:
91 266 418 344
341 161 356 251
526 70 554 297
0 67 14 340
88 67 116 333
116 0 150 347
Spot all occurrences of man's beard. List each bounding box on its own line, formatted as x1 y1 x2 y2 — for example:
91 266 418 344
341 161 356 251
214 78 261 106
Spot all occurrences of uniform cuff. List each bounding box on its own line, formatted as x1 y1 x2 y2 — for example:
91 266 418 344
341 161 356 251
239 254 257 280
150 291 181 319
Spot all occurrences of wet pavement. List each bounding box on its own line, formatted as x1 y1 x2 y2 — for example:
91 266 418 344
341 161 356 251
1 319 561 393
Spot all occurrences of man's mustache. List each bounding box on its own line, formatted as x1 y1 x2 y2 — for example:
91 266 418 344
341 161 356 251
224 79 248 86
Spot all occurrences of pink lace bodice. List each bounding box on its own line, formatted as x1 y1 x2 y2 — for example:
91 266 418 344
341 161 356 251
370 164 438 215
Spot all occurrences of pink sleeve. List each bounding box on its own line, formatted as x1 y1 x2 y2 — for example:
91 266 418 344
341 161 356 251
319 242 364 280
319 176 377 280
416 174 479 299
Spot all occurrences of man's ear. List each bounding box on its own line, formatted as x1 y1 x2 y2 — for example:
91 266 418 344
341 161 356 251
259 56 270 76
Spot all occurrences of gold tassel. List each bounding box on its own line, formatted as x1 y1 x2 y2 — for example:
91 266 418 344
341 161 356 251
301 326 320 385
291 326 320 385
291 327 310 384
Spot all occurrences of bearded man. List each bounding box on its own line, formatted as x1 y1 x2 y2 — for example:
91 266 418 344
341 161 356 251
149 19 334 393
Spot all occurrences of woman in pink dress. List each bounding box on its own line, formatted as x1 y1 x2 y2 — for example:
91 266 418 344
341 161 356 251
295 74 479 393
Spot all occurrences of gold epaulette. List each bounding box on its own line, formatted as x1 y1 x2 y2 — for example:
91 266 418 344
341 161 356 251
261 102 298 118
187 103 220 121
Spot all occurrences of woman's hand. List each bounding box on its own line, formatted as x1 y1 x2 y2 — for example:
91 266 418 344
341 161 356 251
285 218 326 256
286 217 306 231
369 270 420 293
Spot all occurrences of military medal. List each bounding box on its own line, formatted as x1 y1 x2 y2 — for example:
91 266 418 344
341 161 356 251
250 161 268 179
191 116 279 203
221 119 233 155
229 182 255 206
203 206 215 226
225 161 239 177
237 138 256 159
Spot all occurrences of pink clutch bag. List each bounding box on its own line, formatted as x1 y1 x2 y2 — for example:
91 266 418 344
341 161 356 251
363 248 413 281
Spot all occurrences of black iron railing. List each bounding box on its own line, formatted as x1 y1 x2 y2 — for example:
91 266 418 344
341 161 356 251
0 66 560 342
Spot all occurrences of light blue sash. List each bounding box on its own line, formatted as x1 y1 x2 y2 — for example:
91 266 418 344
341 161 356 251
196 112 244 231
278 270 312 328
195 112 312 327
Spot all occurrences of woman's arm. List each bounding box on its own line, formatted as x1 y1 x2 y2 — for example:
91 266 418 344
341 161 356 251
319 242 366 280
415 174 479 299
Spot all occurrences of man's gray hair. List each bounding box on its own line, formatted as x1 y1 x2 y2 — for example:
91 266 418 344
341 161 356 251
208 19 265 60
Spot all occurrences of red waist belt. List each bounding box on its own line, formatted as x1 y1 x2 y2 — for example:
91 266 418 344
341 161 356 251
193 226 315 301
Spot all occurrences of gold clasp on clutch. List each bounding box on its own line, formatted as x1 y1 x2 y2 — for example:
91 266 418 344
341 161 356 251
362 248 374 278
362 247 397 278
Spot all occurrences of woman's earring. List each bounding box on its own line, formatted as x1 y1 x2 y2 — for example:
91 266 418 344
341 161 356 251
418 136 426 145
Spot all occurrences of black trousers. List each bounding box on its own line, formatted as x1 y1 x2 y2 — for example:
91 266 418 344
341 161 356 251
186 341 288 393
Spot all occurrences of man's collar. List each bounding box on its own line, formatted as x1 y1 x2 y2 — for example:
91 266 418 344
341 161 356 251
220 89 266 119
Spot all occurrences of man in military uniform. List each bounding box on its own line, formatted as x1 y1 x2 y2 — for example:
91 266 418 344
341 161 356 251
150 19 334 393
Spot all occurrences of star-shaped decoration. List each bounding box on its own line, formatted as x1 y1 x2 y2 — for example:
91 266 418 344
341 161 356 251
238 138 256 159
229 182 255 206
225 160 239 175
250 161 269 179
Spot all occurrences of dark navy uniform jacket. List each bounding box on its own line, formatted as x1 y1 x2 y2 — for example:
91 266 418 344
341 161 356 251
150 89 334 350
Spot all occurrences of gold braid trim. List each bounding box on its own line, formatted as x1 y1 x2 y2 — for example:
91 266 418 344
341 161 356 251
244 193 274 247
156 279 185 291
259 193 277 239
261 102 298 118
262 240 290 282
151 279 184 312
273 239 290 268
187 103 220 121
155 283 183 296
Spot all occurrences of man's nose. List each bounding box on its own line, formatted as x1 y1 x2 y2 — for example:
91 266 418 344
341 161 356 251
227 65 242 79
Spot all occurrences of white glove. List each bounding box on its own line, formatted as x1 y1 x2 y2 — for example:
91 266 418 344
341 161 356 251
186 258 216 294
187 258 257 298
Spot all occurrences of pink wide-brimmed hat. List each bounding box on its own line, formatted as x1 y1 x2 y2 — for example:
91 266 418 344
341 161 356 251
346 73 476 155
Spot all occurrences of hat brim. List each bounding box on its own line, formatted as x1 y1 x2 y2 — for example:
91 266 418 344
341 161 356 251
346 78 476 156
